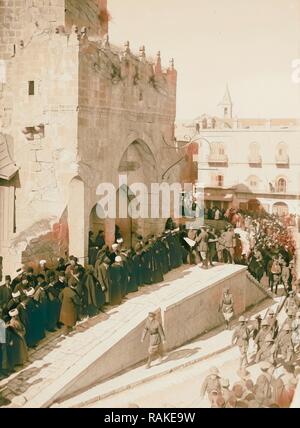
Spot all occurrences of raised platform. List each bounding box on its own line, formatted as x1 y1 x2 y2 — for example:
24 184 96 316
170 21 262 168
1 263 268 408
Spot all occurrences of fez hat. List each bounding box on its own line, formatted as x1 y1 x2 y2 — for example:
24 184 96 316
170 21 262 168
9 308 19 317
25 287 35 297
12 290 21 298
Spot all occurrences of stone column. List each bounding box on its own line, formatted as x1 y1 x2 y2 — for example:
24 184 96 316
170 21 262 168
104 218 115 247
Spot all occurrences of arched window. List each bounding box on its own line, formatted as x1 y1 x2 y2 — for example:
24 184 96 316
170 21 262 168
276 142 289 165
209 142 228 163
247 175 260 190
249 142 261 165
276 178 287 193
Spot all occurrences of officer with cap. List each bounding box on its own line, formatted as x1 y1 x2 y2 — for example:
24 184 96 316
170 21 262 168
232 316 250 369
267 309 279 339
275 324 294 363
200 366 222 403
141 312 166 369
259 334 277 366
254 319 270 359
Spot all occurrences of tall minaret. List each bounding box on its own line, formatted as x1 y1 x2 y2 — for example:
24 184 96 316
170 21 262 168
218 84 233 119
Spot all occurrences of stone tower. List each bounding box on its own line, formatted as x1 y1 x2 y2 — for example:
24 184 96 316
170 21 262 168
0 0 109 60
218 84 233 119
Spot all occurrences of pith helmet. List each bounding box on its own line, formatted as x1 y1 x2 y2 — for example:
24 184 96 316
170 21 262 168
239 316 246 323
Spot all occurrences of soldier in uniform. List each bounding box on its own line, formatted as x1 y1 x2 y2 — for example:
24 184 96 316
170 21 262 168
141 312 166 369
232 316 250 369
275 324 294 364
255 361 274 407
266 309 279 339
219 288 234 330
285 291 298 320
254 319 270 361
258 334 277 366
200 366 222 403
195 227 209 269
291 310 300 352
223 226 236 264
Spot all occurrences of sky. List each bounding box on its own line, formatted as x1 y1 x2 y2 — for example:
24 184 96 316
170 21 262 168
108 0 300 120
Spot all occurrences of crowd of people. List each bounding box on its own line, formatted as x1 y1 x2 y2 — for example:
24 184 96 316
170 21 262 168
202 288 300 408
0 209 298 396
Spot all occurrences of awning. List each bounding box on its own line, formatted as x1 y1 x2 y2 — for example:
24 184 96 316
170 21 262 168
0 133 18 180
204 193 233 202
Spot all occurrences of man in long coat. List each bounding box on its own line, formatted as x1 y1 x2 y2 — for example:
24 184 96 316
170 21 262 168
0 276 12 314
81 266 105 317
108 256 123 305
59 279 81 335
6 308 28 370
96 257 111 303
18 288 45 348
196 227 209 269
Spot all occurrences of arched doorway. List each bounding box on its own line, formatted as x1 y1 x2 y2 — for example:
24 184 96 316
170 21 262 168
273 202 289 216
248 199 261 213
116 139 157 247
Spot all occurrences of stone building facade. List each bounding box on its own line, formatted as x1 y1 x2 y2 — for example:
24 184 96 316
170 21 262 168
176 87 300 217
0 0 178 276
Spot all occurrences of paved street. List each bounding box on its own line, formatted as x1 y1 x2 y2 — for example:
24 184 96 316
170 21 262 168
56 297 280 408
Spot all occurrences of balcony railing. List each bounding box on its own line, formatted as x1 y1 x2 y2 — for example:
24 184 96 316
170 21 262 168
208 154 228 164
248 155 262 166
275 155 289 166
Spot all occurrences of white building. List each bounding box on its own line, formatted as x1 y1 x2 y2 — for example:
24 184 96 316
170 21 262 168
176 87 300 217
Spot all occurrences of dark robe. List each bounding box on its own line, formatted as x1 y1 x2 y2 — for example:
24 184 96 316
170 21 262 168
95 262 110 303
59 287 81 327
151 241 164 284
0 285 12 313
82 271 105 316
159 239 171 274
108 263 123 305
18 299 45 348
44 283 61 331
141 248 153 285
33 282 48 330
54 279 67 294
132 253 143 288
126 256 138 293
6 318 28 369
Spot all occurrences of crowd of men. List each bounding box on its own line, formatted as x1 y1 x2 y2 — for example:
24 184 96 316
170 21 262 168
0 211 298 389
202 293 300 408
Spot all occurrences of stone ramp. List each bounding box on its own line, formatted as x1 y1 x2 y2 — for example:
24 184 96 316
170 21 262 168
1 263 270 408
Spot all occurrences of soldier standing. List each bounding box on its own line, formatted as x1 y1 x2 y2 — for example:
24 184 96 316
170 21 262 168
259 334 277 366
141 312 166 369
232 316 250 369
219 288 234 330
266 309 279 339
285 291 298 320
254 319 270 361
275 325 294 364
200 366 222 403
